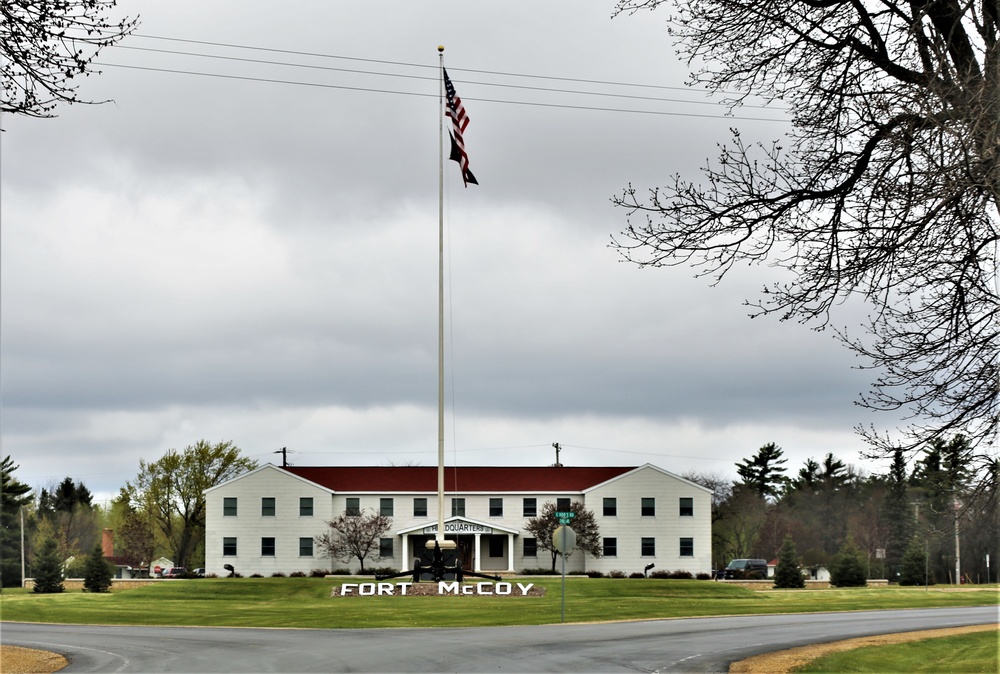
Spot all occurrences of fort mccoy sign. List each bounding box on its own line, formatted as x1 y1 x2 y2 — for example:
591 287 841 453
333 581 542 597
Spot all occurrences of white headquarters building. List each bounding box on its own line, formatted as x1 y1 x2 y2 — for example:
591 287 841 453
204 463 712 577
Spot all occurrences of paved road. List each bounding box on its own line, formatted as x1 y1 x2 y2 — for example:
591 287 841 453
4 606 996 673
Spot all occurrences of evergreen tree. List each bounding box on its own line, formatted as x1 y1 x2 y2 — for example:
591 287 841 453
773 535 805 589
83 542 114 592
882 447 913 580
829 539 867 587
899 535 935 586
32 538 64 594
736 443 788 500
1 456 33 588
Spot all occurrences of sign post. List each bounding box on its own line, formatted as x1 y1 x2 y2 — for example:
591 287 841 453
553 525 576 623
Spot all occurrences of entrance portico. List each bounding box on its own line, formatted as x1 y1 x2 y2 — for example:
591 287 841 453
397 516 520 573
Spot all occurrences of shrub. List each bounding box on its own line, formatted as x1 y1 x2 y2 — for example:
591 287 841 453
586 570 604 578
629 572 645 579
696 572 712 580
519 568 558 575
326 568 351 576
289 571 307 578
608 570 626 578
32 538 64 594
667 570 693 579
205 573 219 578
63 557 87 579
270 572 286 578
649 570 671 579
370 567 399 576
310 568 329 577
83 543 114 593
250 573 263 578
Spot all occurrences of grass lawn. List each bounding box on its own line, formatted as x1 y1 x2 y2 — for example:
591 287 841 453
794 629 1000 673
1 578 997 629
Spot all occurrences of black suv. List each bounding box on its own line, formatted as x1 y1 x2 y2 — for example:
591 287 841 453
719 558 768 580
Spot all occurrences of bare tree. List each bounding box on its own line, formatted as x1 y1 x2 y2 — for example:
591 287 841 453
1 0 138 118
524 501 601 571
314 509 392 573
611 0 998 471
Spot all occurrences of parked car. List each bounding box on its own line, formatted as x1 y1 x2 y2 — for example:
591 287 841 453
163 567 187 578
719 559 768 580
193 568 205 577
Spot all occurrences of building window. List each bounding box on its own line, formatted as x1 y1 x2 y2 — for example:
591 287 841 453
489 536 504 558
603 497 617 517
299 537 313 557
489 498 503 517
523 498 537 517
261 497 276 517
379 537 394 558
223 497 237 517
413 497 428 517
680 537 694 557
679 497 694 517
603 537 617 557
223 537 237 556
641 537 656 557
261 537 275 556
299 497 314 517
346 498 360 516
380 498 394 517
451 498 465 517
556 497 571 511
641 497 656 517
523 538 537 557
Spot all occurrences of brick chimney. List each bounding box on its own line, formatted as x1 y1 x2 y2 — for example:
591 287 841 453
102 528 114 558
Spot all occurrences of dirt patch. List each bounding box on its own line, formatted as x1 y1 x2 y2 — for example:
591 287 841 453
729 623 999 673
0 645 68 674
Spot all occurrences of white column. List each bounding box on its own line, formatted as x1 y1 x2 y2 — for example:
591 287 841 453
401 534 409 568
474 533 482 572
507 534 514 572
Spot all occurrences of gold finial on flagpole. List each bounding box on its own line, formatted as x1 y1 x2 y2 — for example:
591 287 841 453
437 45 444 52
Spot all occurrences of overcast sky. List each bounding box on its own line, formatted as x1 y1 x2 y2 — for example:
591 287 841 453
1 0 896 502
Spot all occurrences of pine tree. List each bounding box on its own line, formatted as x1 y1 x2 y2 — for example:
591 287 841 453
899 535 935 586
83 542 114 592
773 535 805 589
830 539 867 587
32 538 64 594
882 447 913 580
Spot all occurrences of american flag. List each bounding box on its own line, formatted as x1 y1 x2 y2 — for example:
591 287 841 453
443 68 477 186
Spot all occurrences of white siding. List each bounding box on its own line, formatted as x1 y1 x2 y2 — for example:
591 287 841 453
584 466 713 576
204 464 712 577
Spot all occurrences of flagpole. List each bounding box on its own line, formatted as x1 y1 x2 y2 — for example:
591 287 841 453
434 45 450 550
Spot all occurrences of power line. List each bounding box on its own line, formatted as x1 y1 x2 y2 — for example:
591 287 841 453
95 61 787 123
129 33 734 95
116 44 779 111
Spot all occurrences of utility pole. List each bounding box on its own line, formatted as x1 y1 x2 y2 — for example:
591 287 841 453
953 494 961 585
552 442 562 467
274 447 291 468
20 506 25 585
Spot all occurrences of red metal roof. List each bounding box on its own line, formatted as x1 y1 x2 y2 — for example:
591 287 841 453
282 465 635 492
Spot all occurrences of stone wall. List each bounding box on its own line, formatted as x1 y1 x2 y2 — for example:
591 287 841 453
718 579 890 589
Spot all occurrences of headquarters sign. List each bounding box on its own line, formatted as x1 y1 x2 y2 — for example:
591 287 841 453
422 521 493 535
